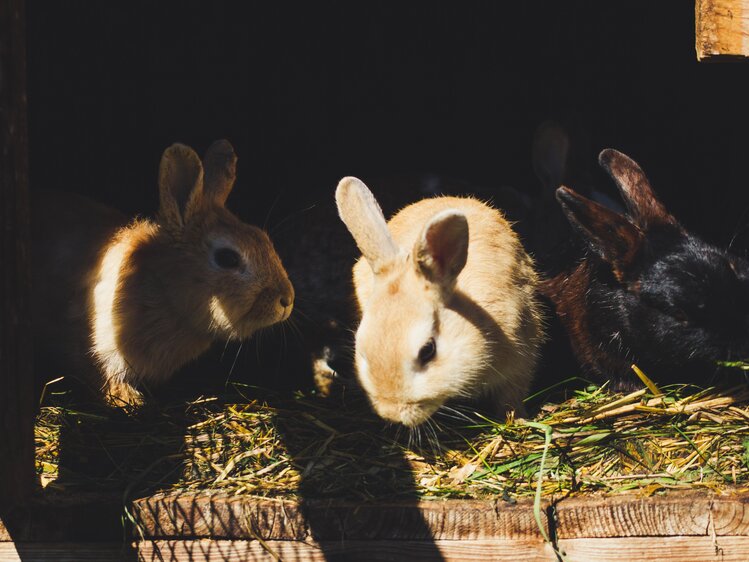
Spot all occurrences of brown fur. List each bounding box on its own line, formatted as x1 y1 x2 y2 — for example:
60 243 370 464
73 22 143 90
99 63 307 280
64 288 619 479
541 262 624 376
31 141 293 405
338 178 544 426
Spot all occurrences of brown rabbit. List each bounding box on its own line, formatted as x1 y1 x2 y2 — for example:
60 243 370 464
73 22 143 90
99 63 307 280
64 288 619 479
31 140 294 405
336 177 544 427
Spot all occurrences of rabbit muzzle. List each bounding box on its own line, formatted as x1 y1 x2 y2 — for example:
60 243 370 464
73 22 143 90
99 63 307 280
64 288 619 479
371 397 440 427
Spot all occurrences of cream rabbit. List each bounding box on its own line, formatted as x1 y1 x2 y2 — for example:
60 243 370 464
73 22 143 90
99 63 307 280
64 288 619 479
336 177 544 427
31 140 294 405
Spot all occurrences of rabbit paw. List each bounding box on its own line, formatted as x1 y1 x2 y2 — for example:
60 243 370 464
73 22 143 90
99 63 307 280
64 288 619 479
103 380 144 408
312 346 340 398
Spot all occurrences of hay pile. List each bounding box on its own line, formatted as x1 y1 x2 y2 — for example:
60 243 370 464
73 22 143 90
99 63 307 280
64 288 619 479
36 371 749 502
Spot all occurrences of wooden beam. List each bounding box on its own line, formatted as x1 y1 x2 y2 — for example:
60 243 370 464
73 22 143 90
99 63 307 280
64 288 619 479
131 494 549 541
696 0 749 60
558 536 749 562
132 491 749 542
0 542 134 562
137 539 556 562
5 536 749 562
0 0 36 513
554 492 749 538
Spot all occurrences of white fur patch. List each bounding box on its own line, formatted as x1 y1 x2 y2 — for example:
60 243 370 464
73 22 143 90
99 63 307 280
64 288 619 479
91 238 130 384
209 295 236 336
356 352 374 394
408 318 435 361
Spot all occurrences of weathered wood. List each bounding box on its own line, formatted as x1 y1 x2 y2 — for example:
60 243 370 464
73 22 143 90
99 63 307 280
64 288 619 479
558 536 749 562
696 0 749 60
131 493 549 541
0 542 134 562
6 535 749 562
0 0 35 511
554 492 749 538
136 539 556 562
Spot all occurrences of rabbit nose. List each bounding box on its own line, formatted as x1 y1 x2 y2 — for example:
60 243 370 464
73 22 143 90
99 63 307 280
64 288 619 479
279 278 294 309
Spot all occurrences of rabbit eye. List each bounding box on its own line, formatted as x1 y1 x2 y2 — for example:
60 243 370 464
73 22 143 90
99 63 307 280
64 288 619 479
214 247 241 269
418 338 437 365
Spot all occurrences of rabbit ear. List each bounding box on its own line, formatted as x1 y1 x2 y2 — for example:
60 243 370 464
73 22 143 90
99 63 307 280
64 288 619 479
556 186 643 280
203 139 237 207
414 210 469 289
598 149 679 230
336 177 400 270
532 121 570 190
159 143 205 227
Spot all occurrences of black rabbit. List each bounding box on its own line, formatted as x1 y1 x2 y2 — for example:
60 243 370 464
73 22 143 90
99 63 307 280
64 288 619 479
542 149 749 389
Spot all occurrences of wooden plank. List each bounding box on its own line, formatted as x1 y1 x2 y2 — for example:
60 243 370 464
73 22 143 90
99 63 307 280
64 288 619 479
137 539 556 562
555 493 749 538
0 542 133 562
131 493 549 541
696 0 749 60
0 0 35 512
558 535 749 562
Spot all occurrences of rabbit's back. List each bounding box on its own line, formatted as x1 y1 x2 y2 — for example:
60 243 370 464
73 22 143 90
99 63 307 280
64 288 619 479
31 189 127 384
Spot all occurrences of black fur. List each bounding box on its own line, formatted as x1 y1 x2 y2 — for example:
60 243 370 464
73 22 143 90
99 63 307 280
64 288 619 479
544 150 749 388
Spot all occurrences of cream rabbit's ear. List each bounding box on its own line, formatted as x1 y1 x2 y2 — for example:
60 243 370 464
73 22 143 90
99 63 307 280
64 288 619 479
414 209 469 289
336 176 399 271
203 139 237 207
158 143 205 227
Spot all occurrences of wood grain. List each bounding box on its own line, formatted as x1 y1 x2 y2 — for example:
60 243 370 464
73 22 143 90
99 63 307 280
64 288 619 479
0 0 36 513
558 535 749 562
137 539 557 562
5 535 749 562
0 543 134 562
555 493 749 538
696 0 749 60
132 493 548 541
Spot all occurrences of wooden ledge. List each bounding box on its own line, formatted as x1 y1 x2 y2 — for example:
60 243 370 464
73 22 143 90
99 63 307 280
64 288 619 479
131 493 548 541
4 491 749 560
696 0 749 60
130 490 749 542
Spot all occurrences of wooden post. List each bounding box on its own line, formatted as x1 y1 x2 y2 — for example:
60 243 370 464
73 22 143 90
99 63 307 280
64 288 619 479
0 0 36 510
696 0 749 60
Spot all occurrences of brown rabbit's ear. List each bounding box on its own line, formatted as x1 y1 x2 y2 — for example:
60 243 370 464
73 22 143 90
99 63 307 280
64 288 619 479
336 176 400 271
414 209 469 289
203 139 237 207
556 186 644 281
532 121 570 190
598 149 679 230
159 143 205 227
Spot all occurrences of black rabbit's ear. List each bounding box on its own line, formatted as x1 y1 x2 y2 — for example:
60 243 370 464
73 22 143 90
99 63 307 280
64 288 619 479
598 149 679 230
203 140 237 207
556 186 644 280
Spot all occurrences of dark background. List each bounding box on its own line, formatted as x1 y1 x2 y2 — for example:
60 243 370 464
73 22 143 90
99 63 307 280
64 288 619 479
25 1 749 261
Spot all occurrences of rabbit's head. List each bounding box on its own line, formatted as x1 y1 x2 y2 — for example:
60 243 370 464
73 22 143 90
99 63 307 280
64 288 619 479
550 149 749 380
336 177 498 427
156 141 294 341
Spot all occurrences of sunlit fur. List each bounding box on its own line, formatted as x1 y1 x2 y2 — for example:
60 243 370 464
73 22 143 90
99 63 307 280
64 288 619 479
350 195 544 427
544 149 749 387
32 141 293 405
